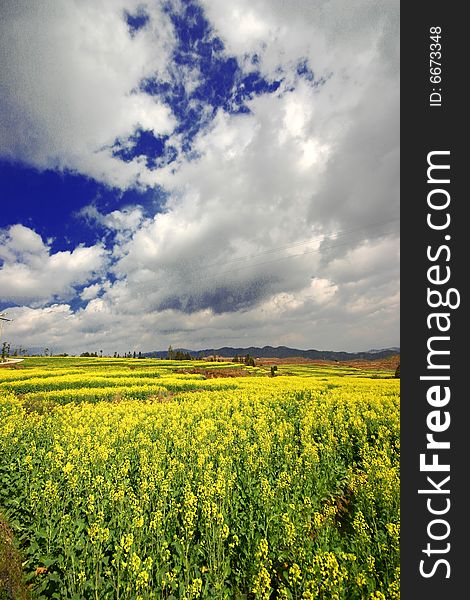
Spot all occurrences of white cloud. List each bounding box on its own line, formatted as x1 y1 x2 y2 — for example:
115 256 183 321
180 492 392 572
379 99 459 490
200 0 398 79
0 225 108 304
83 206 144 231
80 283 102 302
79 205 145 248
2 0 400 353
0 223 45 262
69 48 398 345
0 0 176 188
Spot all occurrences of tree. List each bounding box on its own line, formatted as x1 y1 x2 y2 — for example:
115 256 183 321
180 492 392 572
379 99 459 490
270 365 278 377
167 345 175 360
244 354 255 367
394 363 400 378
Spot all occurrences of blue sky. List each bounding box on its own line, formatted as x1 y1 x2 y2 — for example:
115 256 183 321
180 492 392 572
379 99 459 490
0 0 399 354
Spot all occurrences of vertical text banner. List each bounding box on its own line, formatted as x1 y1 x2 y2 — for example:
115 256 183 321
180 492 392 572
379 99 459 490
401 3 466 598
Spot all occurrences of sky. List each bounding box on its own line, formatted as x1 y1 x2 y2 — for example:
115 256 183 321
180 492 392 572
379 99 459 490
0 0 399 355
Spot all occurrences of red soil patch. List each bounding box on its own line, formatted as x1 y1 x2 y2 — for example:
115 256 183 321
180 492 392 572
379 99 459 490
221 354 400 371
174 367 249 378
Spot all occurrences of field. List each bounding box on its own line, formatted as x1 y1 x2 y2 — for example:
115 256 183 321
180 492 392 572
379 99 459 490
0 357 399 600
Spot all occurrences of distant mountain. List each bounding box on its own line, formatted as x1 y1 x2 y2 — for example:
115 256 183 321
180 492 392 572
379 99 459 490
367 347 400 354
144 345 400 361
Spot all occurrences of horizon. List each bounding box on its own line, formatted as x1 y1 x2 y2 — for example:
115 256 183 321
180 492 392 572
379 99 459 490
5 342 400 358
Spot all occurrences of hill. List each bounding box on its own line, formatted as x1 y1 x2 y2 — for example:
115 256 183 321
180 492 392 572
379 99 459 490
144 345 399 361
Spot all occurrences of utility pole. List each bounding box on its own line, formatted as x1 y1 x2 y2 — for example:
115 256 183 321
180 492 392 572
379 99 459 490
0 312 12 340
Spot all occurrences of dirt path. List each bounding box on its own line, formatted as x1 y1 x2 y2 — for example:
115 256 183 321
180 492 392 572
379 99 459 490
0 358 24 368
254 354 400 370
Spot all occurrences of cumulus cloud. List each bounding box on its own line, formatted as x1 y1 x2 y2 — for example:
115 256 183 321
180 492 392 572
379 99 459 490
105 75 398 319
5 261 397 354
0 0 176 188
0 225 108 305
80 283 102 302
78 204 146 247
81 206 144 233
200 0 398 78
1 0 399 353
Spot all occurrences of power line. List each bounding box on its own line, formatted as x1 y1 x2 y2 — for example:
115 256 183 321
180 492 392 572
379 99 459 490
192 226 398 286
203 217 400 269
170 217 399 277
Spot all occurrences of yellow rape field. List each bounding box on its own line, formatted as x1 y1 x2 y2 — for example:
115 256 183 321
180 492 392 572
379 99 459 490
0 357 399 599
